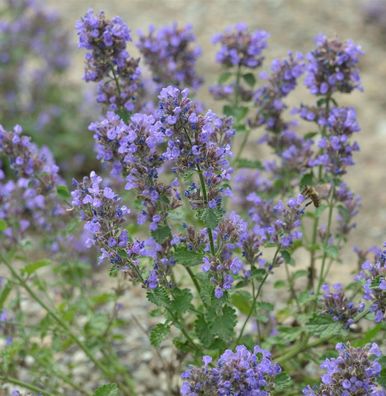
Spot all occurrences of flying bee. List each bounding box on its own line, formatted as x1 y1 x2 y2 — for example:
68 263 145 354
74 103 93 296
302 186 321 208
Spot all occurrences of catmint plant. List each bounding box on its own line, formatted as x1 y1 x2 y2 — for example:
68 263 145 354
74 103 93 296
1 7 386 396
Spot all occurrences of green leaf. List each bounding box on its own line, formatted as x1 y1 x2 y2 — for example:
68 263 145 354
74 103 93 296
235 158 264 170
378 356 386 388
293 270 308 280
230 290 252 315
323 244 339 259
57 185 71 199
94 384 119 396
274 280 286 289
222 105 249 121
22 259 51 275
300 172 313 187
298 291 315 305
117 108 131 123
150 323 170 347
0 219 7 232
265 326 302 347
274 372 293 391
171 288 193 315
147 287 171 308
0 281 12 310
174 247 203 267
235 124 248 133
218 71 233 84
210 305 237 340
195 314 213 347
196 273 216 307
242 73 256 87
200 208 223 229
281 250 294 265
251 268 267 282
151 224 171 244
315 204 328 218
304 131 318 140
306 314 344 338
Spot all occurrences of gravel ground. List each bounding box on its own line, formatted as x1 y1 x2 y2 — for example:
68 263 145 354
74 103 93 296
3 0 386 394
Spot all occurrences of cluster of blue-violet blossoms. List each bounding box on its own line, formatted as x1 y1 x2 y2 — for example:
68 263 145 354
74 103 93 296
76 9 141 112
157 86 234 211
88 111 178 228
247 193 305 249
250 52 305 134
0 0 70 129
305 35 364 96
321 283 364 328
0 124 64 245
210 24 269 102
136 23 202 90
181 344 281 395
71 171 164 287
303 343 384 395
356 242 386 323
202 212 250 298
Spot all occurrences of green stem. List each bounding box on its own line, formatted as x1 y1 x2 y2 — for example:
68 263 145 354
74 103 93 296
0 254 136 396
0 375 56 396
315 185 335 299
234 128 251 163
284 262 301 312
235 248 279 345
185 267 203 301
111 67 122 99
196 163 216 255
308 212 319 290
275 308 370 364
234 64 242 108
164 306 201 353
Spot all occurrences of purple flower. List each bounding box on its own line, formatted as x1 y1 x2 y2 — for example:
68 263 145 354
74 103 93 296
76 10 141 111
137 23 202 89
305 35 364 96
213 24 269 69
157 86 234 211
303 343 383 395
0 124 65 245
356 242 386 323
181 344 281 395
321 283 363 327
250 52 305 131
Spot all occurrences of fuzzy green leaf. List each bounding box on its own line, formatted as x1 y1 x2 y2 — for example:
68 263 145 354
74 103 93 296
0 281 12 311
300 172 313 187
171 288 193 315
150 323 170 347
210 305 237 340
306 314 344 338
57 185 71 199
242 73 256 87
0 219 7 232
200 208 223 229
218 71 233 84
230 290 252 315
174 247 203 267
195 314 214 347
234 158 264 170
94 384 119 396
22 259 52 275
147 287 171 308
274 372 293 391
151 224 171 244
